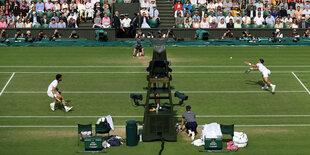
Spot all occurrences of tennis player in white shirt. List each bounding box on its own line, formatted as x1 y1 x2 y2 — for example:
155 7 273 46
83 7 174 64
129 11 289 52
47 74 72 112
245 59 276 93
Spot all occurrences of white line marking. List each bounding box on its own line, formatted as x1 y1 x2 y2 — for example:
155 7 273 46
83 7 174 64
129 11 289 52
1 115 310 118
0 72 15 96
3 90 306 94
1 65 310 68
1 71 310 74
292 72 310 95
1 124 310 128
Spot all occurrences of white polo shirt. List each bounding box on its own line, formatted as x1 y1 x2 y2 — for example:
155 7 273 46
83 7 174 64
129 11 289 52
121 18 131 28
47 80 58 94
254 16 264 25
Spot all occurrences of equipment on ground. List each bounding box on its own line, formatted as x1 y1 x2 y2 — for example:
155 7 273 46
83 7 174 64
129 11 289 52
84 136 103 150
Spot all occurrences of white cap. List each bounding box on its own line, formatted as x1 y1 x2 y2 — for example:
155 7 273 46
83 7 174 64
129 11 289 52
276 29 280 32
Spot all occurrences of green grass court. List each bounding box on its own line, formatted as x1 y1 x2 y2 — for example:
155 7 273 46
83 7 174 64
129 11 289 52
0 47 310 155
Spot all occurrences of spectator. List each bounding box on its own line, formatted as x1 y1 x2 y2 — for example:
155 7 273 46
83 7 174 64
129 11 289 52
192 11 200 22
240 0 247 13
209 19 218 28
217 11 225 23
296 0 304 9
121 14 131 38
150 0 156 8
299 17 310 28
234 12 242 23
85 0 94 21
60 13 68 24
62 1 69 12
190 0 197 8
24 18 32 28
133 40 144 58
25 30 35 42
7 19 15 28
123 0 131 3
192 18 200 28
16 18 25 28
247 5 256 18
254 12 264 25
37 30 47 41
69 30 79 39
183 0 193 13
13 4 20 17
207 1 216 12
49 19 58 28
184 19 191 28
140 12 150 28
279 0 288 10
218 18 227 28
199 6 206 18
198 0 207 8
303 6 310 19
135 29 145 39
290 18 299 28
45 0 54 12
225 12 234 23
112 11 121 37
130 13 139 37
174 7 183 18
287 5 295 17
14 29 24 40
0 29 9 43
200 16 209 28
274 19 284 28
242 29 253 38
67 12 76 23
222 29 233 39
295 6 303 20
256 7 264 17
304 29 310 37
175 12 184 26
279 6 288 17
41 14 49 25
180 105 198 140
141 7 149 16
284 14 292 24
242 14 251 25
146 31 154 38
223 0 232 12
184 13 192 25
50 29 62 41
255 0 263 11
20 0 29 17
51 12 59 22
208 12 217 24
54 1 61 12
175 0 183 11
36 0 44 12
70 0 77 12
78 0 86 22
227 18 234 28
94 4 102 17
149 6 160 27
0 18 7 28
234 19 242 28
30 12 41 26
58 18 67 28
141 0 150 10
68 18 78 28
266 13 275 25
305 1 310 9
102 13 111 28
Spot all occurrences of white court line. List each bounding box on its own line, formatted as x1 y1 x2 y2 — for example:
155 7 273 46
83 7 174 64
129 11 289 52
1 124 310 128
1 71 310 74
1 65 310 68
3 90 306 94
0 72 15 96
1 115 310 118
292 72 310 95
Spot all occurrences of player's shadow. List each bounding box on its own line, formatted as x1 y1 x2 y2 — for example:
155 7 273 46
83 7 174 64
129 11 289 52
245 80 265 86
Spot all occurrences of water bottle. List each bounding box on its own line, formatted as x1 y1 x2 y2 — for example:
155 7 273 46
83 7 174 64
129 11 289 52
176 123 179 132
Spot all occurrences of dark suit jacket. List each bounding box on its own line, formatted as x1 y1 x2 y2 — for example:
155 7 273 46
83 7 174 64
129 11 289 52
299 22 310 28
112 15 121 28
131 16 139 28
40 18 50 24
30 16 41 24
279 10 287 17
140 16 149 27
247 10 256 18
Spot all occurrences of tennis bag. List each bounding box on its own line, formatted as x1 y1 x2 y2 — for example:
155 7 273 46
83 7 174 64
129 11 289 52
107 135 121 146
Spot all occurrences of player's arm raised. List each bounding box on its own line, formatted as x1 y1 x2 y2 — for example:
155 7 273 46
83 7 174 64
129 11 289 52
245 62 257 67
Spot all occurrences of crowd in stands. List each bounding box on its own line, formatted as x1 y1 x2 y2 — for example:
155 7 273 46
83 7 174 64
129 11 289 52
0 0 118 28
0 28 79 42
174 0 310 28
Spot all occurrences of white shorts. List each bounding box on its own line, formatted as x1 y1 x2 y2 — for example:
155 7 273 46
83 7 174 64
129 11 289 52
262 69 271 78
47 91 59 98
